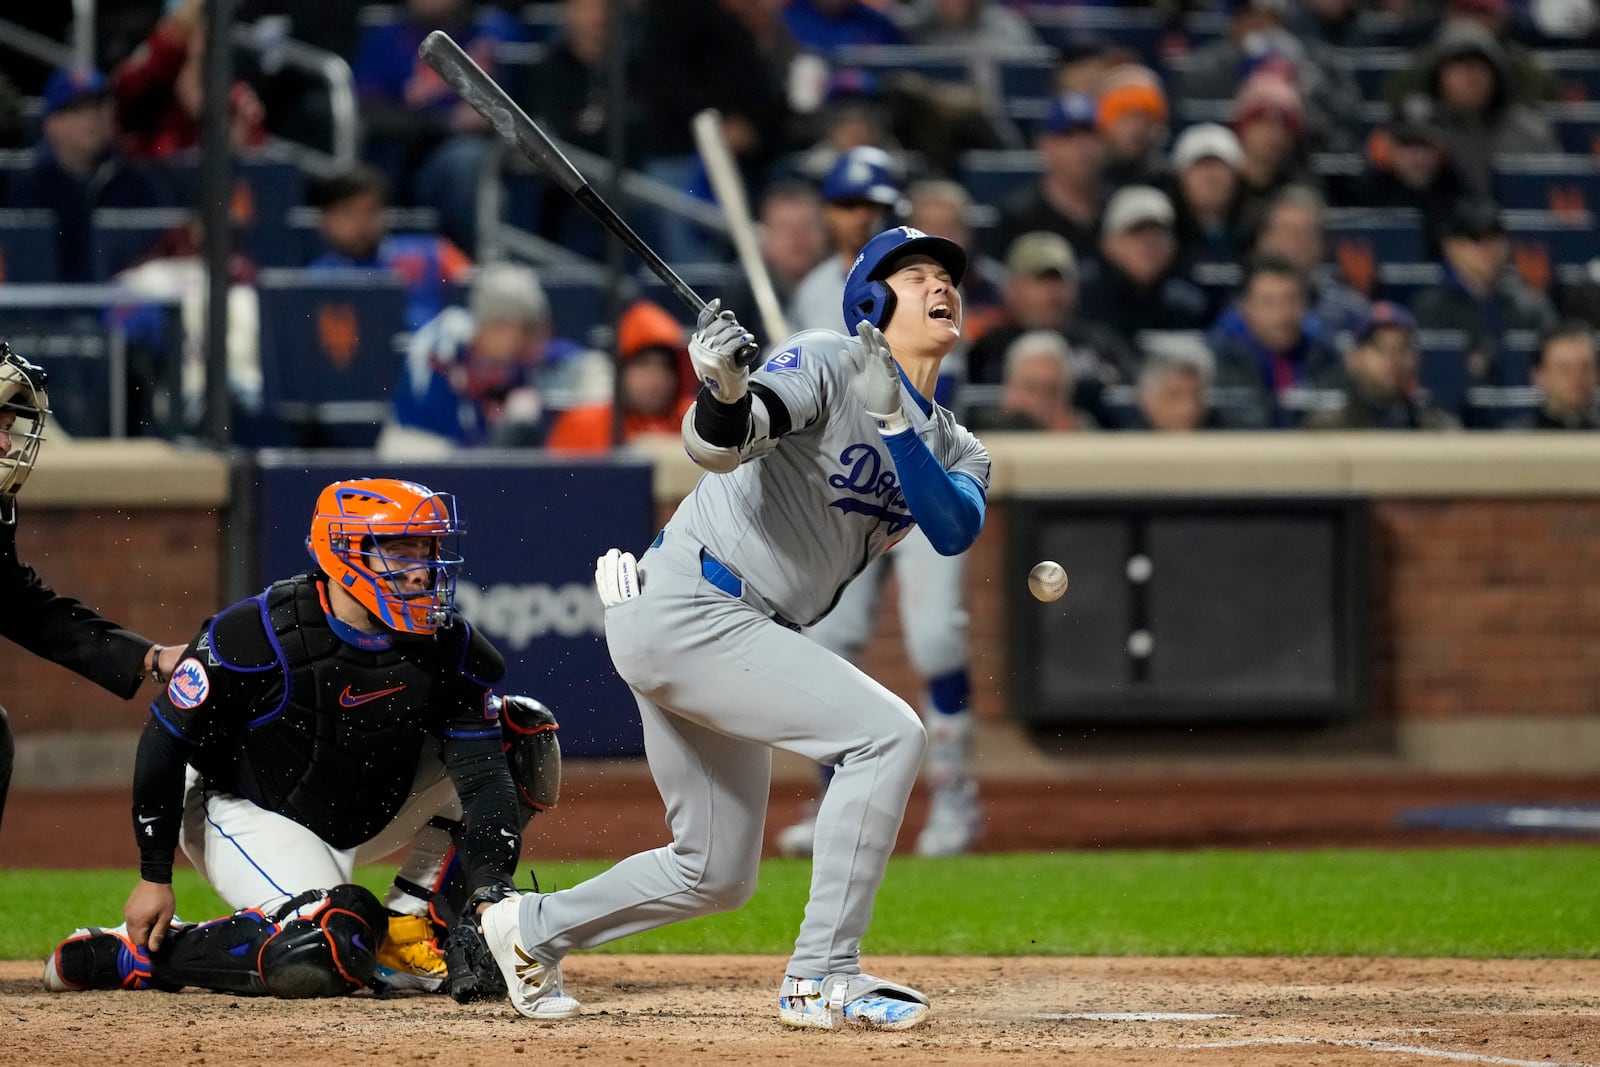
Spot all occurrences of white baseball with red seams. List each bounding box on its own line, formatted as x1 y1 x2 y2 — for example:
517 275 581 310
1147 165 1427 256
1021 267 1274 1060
1029 560 1069 602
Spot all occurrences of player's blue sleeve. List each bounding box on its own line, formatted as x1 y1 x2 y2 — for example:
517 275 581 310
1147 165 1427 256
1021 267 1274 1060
882 428 986 555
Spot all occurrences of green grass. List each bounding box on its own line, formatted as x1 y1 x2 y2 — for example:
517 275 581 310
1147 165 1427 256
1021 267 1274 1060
3 847 1596 962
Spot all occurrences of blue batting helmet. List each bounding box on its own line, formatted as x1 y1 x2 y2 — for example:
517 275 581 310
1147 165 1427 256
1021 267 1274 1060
841 226 968 336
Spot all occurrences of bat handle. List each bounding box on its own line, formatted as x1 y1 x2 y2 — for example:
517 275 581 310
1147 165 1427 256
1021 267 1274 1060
735 340 762 371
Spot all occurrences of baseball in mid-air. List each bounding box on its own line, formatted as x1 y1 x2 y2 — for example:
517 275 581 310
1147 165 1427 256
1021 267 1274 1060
1028 560 1069 602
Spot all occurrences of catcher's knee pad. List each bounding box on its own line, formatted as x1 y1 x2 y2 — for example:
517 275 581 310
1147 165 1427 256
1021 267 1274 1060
258 884 384 998
501 695 561 813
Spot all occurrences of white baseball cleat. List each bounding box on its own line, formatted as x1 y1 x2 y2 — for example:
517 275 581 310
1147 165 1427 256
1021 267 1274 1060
915 779 981 858
778 973 931 1031
478 895 581 1021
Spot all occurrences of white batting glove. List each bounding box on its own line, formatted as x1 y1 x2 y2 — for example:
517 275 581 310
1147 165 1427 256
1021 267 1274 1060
594 548 640 608
843 322 907 434
689 299 755 403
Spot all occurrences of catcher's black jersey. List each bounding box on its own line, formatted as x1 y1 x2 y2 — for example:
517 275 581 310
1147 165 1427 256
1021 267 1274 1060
153 574 506 848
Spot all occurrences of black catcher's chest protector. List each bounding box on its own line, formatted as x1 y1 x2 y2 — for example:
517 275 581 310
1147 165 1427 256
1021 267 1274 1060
227 577 450 848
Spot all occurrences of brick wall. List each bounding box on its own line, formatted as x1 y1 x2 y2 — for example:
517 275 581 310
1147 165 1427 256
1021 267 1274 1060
2 507 222 735
1372 499 1600 721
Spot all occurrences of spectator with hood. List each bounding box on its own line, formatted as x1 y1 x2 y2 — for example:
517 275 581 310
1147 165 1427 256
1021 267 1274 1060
546 300 696 452
1411 19 1559 198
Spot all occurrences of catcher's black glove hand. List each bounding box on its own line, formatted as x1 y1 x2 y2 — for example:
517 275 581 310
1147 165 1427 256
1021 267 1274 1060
443 883 517 1004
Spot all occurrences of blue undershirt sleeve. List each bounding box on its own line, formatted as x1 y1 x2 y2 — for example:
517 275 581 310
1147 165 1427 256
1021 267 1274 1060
881 427 986 555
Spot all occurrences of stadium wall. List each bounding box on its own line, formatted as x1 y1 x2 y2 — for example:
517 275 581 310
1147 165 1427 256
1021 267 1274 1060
7 435 1600 783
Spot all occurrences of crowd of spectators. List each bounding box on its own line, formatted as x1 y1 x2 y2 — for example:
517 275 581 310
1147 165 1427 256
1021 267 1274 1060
2 0 1599 448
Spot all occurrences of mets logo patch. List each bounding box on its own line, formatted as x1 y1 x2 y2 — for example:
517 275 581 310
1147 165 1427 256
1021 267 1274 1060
764 348 802 372
168 658 211 709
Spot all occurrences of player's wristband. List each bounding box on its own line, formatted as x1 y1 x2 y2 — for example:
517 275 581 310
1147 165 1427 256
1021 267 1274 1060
149 645 169 686
870 409 909 436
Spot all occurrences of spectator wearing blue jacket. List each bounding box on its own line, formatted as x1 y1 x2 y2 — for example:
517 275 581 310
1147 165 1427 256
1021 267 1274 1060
5 67 165 281
1210 254 1345 428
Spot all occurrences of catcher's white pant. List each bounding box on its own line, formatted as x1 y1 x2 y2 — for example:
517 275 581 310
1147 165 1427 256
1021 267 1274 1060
805 526 969 682
178 738 462 916
514 528 926 980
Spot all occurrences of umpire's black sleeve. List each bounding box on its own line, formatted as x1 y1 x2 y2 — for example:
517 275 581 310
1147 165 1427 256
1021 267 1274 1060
442 732 521 890
0 518 151 697
130 715 193 883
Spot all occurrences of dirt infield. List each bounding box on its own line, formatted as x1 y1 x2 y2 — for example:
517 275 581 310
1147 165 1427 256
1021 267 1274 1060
3 955 1598 1066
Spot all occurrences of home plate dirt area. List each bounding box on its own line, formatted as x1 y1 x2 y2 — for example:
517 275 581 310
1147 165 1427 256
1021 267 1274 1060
3 956 1599 1067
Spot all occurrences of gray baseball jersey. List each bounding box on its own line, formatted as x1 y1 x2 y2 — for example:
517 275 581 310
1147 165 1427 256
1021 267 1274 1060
510 326 991 987
674 328 991 627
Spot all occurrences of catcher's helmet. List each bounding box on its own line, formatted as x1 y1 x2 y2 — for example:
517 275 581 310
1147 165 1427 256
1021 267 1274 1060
841 226 967 337
306 478 463 635
0 342 50 504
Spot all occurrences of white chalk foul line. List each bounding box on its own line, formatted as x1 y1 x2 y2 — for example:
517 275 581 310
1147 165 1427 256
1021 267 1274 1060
1037 1012 1236 1022
1169 1035 1597 1067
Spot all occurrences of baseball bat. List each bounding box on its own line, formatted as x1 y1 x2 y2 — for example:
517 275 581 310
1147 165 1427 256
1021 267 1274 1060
417 30 760 367
692 109 789 346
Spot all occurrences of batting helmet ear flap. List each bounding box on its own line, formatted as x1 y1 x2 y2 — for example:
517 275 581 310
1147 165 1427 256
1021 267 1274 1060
844 281 896 337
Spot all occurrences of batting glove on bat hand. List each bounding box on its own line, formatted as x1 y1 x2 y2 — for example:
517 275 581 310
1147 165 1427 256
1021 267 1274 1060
844 322 907 434
689 299 755 402
595 548 640 608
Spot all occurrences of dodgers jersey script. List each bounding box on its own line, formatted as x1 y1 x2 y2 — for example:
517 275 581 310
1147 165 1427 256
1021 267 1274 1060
674 328 991 627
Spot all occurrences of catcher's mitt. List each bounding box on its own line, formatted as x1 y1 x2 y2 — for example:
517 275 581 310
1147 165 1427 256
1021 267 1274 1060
442 883 518 1004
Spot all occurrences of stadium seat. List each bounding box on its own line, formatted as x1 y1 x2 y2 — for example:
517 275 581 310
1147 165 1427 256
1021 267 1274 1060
90 207 191 281
1344 49 1410 102
1023 5 1170 64
1547 102 1600 156
155 152 307 268
830 45 972 87
0 210 60 283
1414 328 1472 417
255 268 408 447
1325 209 1429 298
1493 153 1600 214
1503 209 1596 295
535 266 611 347
957 150 1043 210
1539 50 1600 101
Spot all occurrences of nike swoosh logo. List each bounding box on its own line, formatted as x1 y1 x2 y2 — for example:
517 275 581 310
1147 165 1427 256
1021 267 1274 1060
137 815 159 825
340 684 407 708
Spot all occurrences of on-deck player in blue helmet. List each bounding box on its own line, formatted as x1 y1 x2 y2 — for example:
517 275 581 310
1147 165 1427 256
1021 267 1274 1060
842 225 968 337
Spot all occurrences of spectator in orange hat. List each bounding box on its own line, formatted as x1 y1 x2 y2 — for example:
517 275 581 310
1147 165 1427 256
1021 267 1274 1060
545 300 694 453
1095 65 1169 190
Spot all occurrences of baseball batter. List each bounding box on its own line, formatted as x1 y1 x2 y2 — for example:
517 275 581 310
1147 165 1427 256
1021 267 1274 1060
472 226 990 1030
42 479 561 1001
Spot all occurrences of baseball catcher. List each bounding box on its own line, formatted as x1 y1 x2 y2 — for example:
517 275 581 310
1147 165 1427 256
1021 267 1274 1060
42 477 561 1000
